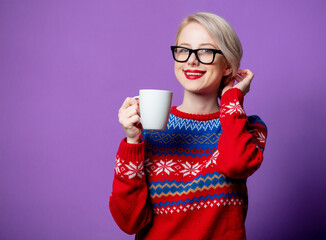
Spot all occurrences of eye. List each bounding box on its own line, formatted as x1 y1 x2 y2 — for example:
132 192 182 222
200 49 213 54
179 48 189 53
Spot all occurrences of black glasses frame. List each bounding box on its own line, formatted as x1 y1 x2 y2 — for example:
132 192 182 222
170 46 224 64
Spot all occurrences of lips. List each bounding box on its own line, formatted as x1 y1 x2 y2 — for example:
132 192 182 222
184 70 206 80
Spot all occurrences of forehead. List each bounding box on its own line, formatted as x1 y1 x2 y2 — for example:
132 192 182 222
177 22 216 47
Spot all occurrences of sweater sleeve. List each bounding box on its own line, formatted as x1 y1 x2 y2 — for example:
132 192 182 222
109 138 152 234
216 88 268 179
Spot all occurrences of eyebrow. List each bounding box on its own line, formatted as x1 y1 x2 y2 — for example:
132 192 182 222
178 42 217 49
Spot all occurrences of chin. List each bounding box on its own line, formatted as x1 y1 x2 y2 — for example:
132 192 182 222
186 87 218 96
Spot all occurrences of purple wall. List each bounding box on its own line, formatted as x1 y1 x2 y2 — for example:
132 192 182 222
1 0 325 239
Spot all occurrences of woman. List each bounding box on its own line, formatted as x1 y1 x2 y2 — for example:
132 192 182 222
110 12 267 240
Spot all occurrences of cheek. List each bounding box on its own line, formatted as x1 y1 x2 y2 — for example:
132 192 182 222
211 62 227 78
206 66 224 86
174 63 183 78
174 62 178 74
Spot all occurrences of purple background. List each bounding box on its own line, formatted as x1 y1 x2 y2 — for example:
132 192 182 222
1 0 326 239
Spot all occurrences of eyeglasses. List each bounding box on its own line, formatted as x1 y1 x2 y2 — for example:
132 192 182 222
170 46 224 64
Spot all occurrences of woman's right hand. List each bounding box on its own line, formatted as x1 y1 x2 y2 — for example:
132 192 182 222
118 97 143 144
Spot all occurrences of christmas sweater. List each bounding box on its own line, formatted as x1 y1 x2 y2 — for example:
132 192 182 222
109 88 267 240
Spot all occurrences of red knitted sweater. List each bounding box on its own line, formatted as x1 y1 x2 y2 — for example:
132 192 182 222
110 88 267 240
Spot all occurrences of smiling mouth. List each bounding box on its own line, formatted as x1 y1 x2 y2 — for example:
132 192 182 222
184 70 206 80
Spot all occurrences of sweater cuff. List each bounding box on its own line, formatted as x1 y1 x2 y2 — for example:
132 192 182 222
117 138 145 163
220 88 246 119
221 88 244 107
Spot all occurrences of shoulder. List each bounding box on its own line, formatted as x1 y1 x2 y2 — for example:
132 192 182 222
248 115 267 127
247 115 268 136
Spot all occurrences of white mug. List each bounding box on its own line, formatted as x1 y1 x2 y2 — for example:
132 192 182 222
136 89 173 131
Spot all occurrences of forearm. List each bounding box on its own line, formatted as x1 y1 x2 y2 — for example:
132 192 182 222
217 88 267 179
109 138 152 234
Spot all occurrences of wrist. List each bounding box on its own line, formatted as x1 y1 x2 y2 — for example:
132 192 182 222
126 137 141 144
118 138 145 163
221 88 244 106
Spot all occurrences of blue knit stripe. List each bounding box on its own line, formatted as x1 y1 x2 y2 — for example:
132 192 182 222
144 114 222 157
167 114 221 132
149 172 246 198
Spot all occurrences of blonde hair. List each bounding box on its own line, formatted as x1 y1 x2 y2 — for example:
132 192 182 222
175 12 243 77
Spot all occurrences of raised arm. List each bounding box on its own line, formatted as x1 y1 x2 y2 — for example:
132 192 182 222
217 70 267 179
216 87 267 179
109 97 152 234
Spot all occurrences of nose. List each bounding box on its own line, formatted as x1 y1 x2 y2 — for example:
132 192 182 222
187 52 199 66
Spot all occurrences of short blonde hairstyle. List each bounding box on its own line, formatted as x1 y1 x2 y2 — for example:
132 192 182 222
175 12 243 77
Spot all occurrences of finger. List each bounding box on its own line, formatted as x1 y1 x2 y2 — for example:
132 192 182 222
237 71 254 84
124 105 139 119
236 69 250 74
120 97 138 112
129 114 140 125
235 70 246 78
118 105 139 126
237 69 253 78
120 113 138 128
237 72 248 79
123 113 141 129
234 75 244 83
135 98 140 115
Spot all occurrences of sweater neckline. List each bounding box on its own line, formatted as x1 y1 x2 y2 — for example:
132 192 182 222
171 106 220 121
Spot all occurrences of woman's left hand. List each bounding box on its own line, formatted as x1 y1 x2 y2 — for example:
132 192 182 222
221 69 254 96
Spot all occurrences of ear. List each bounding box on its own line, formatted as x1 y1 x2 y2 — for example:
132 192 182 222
223 67 232 77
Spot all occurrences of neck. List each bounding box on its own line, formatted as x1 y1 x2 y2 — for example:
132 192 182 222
177 90 220 114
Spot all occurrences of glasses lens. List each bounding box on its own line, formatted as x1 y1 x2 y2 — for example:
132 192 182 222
173 47 189 62
197 49 214 64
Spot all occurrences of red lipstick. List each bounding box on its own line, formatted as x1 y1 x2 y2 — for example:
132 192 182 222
184 70 206 80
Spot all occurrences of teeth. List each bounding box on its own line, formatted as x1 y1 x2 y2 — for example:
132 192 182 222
186 72 204 76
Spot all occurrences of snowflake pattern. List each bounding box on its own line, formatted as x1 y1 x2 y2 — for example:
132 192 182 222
154 160 176 175
249 129 266 144
124 162 144 179
224 101 245 116
256 132 266 143
205 150 219 168
144 158 152 173
180 162 202 177
115 157 122 174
